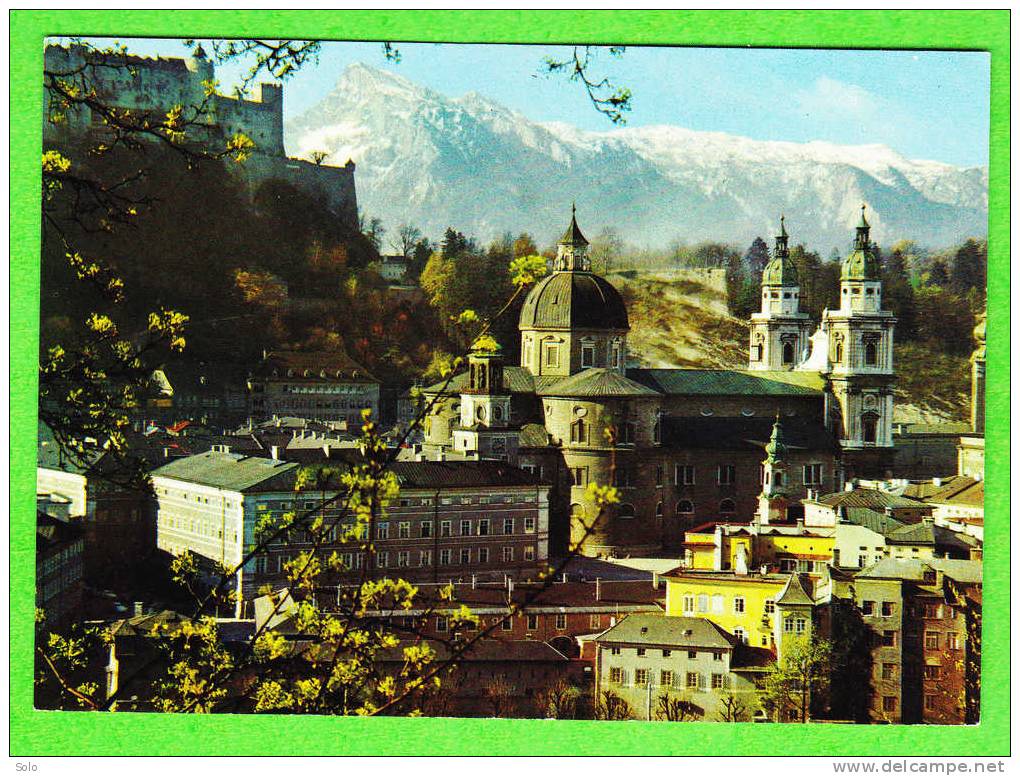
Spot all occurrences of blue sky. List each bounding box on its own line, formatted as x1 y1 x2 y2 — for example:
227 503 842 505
71 38 990 167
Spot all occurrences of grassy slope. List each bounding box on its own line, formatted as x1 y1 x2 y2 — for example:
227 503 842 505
613 272 970 423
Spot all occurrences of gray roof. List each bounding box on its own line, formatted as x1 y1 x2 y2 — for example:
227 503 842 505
885 522 935 546
537 368 660 398
629 368 825 397
594 614 734 649
841 507 905 536
816 488 924 510
388 460 544 489
856 558 982 585
150 451 299 492
519 271 629 330
776 573 816 606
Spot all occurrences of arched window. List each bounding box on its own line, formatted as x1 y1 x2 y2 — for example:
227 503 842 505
865 341 878 366
618 503 636 519
570 419 587 444
720 499 736 514
653 419 662 445
834 343 844 363
677 500 694 515
861 413 879 444
655 502 664 518
621 422 636 444
782 342 795 365
570 503 586 520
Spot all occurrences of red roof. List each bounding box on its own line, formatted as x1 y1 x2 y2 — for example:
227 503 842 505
167 420 191 433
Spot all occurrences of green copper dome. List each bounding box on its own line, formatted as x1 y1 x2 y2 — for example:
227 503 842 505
764 415 787 464
841 204 881 281
762 216 799 287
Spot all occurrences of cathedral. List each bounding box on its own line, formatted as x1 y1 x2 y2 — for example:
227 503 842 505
422 207 896 558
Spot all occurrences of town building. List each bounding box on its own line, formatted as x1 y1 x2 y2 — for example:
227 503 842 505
247 350 381 427
845 558 981 724
592 613 766 721
422 207 893 558
36 511 85 628
44 43 359 225
151 451 551 613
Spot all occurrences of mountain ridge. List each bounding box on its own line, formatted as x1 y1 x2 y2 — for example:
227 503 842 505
285 63 988 250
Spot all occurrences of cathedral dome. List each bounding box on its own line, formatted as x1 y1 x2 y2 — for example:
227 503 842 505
762 255 799 286
519 271 629 331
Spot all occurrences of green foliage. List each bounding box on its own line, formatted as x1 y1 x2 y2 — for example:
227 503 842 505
760 634 834 722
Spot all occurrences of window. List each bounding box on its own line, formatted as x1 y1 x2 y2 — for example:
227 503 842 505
712 673 725 690
526 614 538 630
783 617 806 634
570 419 587 444
782 342 795 365
636 648 646 657
376 551 388 569
524 546 535 561
571 467 587 486
764 599 775 615
590 614 601 628
683 594 695 614
711 594 724 613
924 632 940 650
881 601 894 617
662 649 671 658
634 669 649 687
609 667 623 684
610 647 621 656
697 594 708 613
686 672 699 690
439 549 451 566
421 521 433 538
882 696 897 713
655 502 664 519
459 548 471 565
398 522 410 539
881 663 896 680
375 522 389 540
555 613 567 630
420 550 432 567
501 617 513 632
397 551 409 567
687 649 698 660
620 422 636 444
581 342 595 368
460 520 472 536
923 603 943 619
655 465 664 487
436 615 448 632
803 464 823 486
610 342 622 369
862 413 879 444
946 632 960 650
524 517 536 533
503 547 514 562
477 547 489 564
717 465 735 485
677 500 694 515
881 630 897 647
734 627 747 644
865 341 878 366
713 652 723 662
544 343 560 368
440 520 452 537
862 600 875 616
503 518 514 535
660 670 674 688
720 498 736 514
477 518 490 536
613 469 632 487
923 664 941 680
925 695 938 712
617 503 636 519
675 465 695 486
733 597 745 614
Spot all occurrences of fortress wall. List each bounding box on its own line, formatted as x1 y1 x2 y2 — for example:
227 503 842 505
213 84 284 156
237 155 359 228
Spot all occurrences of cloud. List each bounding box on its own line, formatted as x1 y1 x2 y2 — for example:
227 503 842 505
794 76 882 121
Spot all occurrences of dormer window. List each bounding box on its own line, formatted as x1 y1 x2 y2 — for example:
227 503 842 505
581 342 595 368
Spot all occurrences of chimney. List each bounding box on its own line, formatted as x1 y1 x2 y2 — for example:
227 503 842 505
471 574 477 590
271 446 280 461
133 601 144 617
562 572 568 584
845 481 855 492
595 577 602 601
508 578 514 595
652 571 659 589
932 477 942 488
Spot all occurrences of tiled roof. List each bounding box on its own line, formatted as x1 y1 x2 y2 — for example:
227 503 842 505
661 415 837 452
151 451 299 492
776 574 816 606
920 477 984 508
885 522 935 545
388 460 544 489
537 368 660 398
594 614 734 649
856 558 982 585
253 350 379 385
816 488 925 510
628 368 825 397
841 507 905 536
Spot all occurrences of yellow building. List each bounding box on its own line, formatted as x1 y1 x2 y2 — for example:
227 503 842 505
682 522 834 574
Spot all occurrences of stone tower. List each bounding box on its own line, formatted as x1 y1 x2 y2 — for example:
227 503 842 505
756 415 789 525
451 338 516 461
822 206 897 477
518 207 630 378
749 216 813 371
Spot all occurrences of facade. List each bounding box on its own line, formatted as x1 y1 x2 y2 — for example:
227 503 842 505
593 614 763 721
152 451 551 612
43 44 358 225
850 558 981 724
248 350 381 427
422 208 894 559
36 512 85 628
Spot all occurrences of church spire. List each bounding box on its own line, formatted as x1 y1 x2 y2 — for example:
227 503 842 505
556 204 590 271
854 203 871 251
774 214 790 259
559 202 589 248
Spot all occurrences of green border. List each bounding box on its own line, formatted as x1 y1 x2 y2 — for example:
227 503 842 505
10 9 1009 756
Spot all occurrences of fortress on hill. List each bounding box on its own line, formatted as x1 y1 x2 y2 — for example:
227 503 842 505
43 43 359 228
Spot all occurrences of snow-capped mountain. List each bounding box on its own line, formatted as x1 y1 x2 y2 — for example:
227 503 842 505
285 63 988 250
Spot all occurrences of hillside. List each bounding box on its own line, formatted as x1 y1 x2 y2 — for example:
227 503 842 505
286 63 988 249
615 273 970 422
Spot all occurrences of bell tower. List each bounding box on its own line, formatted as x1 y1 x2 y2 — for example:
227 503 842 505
452 338 517 461
822 205 897 477
756 415 789 525
748 216 813 371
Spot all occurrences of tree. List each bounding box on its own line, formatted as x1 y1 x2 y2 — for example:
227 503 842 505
717 691 750 722
590 226 624 275
483 677 519 718
760 634 834 722
594 689 632 720
655 691 703 722
391 223 423 259
881 246 917 340
512 232 538 259
950 238 987 298
359 212 386 252
535 679 582 719
744 236 771 277
309 150 329 166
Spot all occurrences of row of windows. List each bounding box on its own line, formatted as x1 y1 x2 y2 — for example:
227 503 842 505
680 594 763 617
436 611 571 632
608 668 729 691
375 516 537 540
570 464 825 488
259 545 536 573
609 646 725 661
